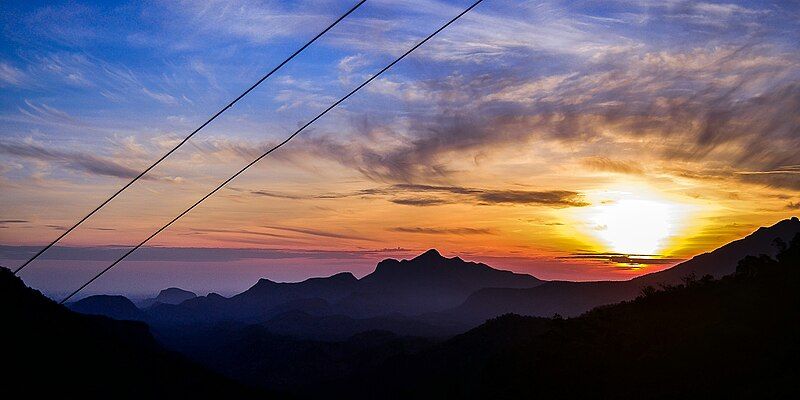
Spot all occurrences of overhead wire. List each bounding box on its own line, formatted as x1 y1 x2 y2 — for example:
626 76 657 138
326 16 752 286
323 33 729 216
59 0 487 304
12 0 367 276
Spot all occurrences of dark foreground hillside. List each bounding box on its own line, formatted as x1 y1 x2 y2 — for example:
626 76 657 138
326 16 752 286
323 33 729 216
341 235 800 399
0 268 266 399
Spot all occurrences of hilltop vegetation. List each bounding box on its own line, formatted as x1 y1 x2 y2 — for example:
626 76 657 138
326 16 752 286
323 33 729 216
343 234 800 399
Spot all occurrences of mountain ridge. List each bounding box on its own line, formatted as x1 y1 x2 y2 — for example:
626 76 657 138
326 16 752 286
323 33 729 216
66 218 800 338
338 233 800 399
140 249 543 327
440 216 800 323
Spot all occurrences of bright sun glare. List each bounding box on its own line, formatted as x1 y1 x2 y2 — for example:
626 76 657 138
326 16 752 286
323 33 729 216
579 190 691 256
589 199 674 255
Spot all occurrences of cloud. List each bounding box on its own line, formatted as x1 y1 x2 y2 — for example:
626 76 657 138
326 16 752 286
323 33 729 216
786 202 800 210
337 53 369 84
331 0 641 64
0 140 148 180
559 252 683 266
190 227 295 239
735 166 800 191
18 100 80 126
263 225 378 242
389 227 493 235
249 183 589 208
0 219 28 228
392 184 589 207
660 1 769 28
389 197 451 206
164 0 329 45
249 191 308 200
581 157 644 175
0 62 26 86
141 87 177 105
298 41 799 189
24 3 99 45
473 189 588 206
0 244 414 263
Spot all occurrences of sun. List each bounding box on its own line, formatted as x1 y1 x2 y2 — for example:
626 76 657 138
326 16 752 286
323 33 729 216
576 188 691 256
588 199 676 255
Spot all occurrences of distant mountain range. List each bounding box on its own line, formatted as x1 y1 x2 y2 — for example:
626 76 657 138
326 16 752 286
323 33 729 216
76 249 542 335
68 217 800 339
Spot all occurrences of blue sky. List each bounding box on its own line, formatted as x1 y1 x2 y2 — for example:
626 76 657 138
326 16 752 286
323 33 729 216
1 0 799 297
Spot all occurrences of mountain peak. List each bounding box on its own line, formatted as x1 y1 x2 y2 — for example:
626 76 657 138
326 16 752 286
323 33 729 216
153 287 196 305
69 294 143 320
413 248 444 261
157 287 194 296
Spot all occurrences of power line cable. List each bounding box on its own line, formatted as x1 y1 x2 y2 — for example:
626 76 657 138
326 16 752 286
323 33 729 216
12 0 366 276
59 0 486 304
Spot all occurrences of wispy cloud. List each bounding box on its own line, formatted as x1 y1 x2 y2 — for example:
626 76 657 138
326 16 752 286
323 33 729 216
390 197 452 206
163 0 329 45
559 252 683 267
0 244 415 263
18 100 80 126
0 62 27 86
190 227 295 240
263 225 378 242
389 226 493 235
0 219 28 229
141 87 177 105
0 140 148 180
581 157 644 175
250 183 589 208
300 41 800 188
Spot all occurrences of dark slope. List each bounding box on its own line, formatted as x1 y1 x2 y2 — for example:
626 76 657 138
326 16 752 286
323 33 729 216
345 235 800 400
69 294 145 320
635 216 800 284
263 310 460 340
444 217 800 322
442 280 641 323
157 322 435 398
0 268 266 398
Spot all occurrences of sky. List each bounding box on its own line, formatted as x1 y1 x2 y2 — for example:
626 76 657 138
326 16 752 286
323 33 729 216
1 0 799 298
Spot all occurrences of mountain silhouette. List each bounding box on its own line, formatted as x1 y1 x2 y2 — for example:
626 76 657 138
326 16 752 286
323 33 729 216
14 219 799 398
145 250 541 328
0 267 263 398
147 271 360 324
636 216 800 284
338 249 542 316
145 221 800 399
138 287 197 308
441 217 800 324
338 233 800 399
69 294 145 321
61 218 800 341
